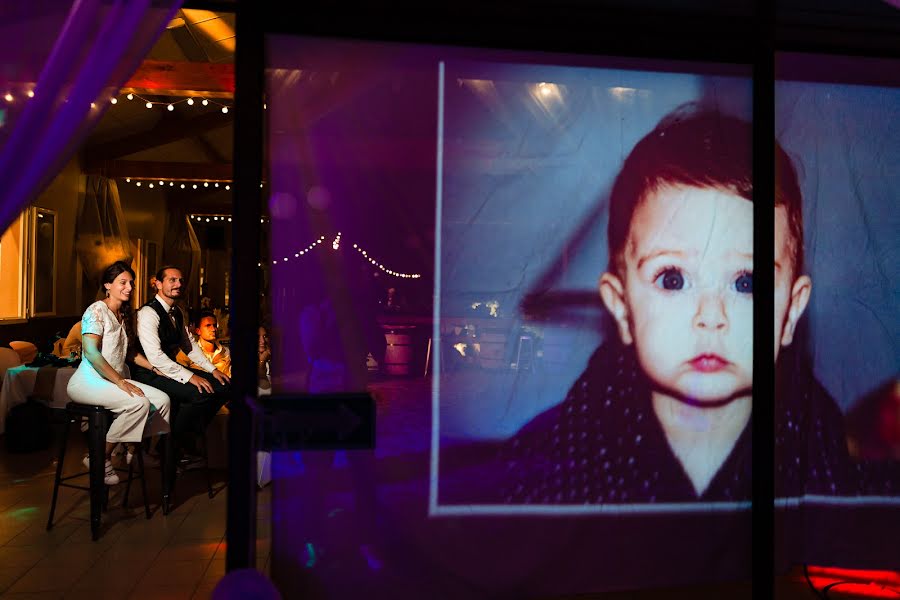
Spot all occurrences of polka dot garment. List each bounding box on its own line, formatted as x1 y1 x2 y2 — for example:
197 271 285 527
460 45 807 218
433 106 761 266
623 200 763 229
500 341 891 504
500 341 751 504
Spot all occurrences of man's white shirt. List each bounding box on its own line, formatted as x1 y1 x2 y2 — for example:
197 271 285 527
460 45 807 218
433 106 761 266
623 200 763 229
137 294 216 383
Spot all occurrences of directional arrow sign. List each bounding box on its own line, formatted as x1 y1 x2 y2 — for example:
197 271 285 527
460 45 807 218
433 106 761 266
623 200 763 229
258 392 375 451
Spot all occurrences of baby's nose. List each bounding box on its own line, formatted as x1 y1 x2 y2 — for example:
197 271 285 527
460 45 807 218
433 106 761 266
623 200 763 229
693 292 728 331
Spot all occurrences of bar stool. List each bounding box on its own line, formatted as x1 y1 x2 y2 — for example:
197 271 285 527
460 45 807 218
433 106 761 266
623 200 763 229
46 402 151 540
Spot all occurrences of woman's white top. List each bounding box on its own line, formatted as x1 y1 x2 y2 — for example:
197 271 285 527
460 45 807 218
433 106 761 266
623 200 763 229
68 300 130 387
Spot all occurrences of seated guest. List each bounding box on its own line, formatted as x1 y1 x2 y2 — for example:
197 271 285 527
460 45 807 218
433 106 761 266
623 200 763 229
258 324 272 394
130 266 230 455
67 261 171 484
178 310 232 378
62 320 82 357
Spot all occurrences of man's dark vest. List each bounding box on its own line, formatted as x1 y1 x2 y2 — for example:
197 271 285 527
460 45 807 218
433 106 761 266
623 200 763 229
144 299 183 362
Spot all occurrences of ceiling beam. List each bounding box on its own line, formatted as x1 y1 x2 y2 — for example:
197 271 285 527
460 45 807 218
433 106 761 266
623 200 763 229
85 110 231 161
122 59 234 98
83 160 233 182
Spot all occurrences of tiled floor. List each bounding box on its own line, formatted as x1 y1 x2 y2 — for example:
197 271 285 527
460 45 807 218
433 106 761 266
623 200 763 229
0 430 270 600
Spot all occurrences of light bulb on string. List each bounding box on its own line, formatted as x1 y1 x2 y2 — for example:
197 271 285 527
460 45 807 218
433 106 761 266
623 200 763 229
126 93 134 100
187 98 194 106
202 99 209 106
145 102 152 109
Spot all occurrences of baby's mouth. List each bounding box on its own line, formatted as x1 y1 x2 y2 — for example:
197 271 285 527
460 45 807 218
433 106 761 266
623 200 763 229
689 354 730 372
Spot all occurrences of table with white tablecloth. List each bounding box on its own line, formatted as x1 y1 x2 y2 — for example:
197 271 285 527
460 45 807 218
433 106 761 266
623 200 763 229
0 365 76 435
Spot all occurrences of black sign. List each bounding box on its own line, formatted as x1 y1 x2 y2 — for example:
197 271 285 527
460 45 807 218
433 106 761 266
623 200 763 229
258 392 375 451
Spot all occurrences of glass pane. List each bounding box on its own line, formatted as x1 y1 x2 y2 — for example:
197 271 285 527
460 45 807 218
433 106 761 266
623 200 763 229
774 51 900 567
33 209 56 315
0 212 25 319
266 35 753 596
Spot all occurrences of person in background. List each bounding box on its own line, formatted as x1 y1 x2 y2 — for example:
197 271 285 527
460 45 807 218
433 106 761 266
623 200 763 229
62 320 83 358
200 282 214 311
178 310 231 378
258 324 272 394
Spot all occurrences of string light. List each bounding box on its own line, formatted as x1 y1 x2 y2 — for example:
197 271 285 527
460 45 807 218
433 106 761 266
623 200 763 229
117 178 265 192
352 243 421 278
168 219 420 279
121 177 236 190
114 91 232 112
265 235 421 279
189 213 238 224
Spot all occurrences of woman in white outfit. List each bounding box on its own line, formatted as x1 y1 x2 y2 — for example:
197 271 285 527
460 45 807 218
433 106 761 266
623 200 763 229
67 261 171 485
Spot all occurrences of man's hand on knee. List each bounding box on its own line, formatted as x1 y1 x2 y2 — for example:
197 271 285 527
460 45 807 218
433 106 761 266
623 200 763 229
189 374 214 394
212 369 230 386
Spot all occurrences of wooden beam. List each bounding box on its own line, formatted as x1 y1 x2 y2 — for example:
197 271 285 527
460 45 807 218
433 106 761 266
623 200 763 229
83 160 233 182
85 110 231 161
122 60 234 98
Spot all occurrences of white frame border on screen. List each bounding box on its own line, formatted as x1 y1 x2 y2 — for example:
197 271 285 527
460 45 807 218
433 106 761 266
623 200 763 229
426 59 751 517
426 59 900 517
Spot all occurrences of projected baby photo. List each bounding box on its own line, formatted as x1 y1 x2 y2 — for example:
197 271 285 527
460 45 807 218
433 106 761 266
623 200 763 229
435 63 900 509
434 64 756 508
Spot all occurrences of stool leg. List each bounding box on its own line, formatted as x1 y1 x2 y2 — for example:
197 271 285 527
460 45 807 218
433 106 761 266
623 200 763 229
137 449 151 519
46 414 72 531
123 454 135 508
160 432 173 515
202 434 213 499
88 412 105 541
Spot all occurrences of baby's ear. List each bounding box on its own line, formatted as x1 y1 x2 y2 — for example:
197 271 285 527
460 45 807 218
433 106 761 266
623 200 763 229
780 275 812 347
599 272 632 345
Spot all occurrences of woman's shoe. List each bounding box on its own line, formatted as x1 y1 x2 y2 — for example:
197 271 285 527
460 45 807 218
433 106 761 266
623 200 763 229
81 455 120 485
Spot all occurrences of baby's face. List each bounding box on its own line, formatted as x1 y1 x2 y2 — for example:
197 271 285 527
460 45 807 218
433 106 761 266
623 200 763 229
611 185 754 404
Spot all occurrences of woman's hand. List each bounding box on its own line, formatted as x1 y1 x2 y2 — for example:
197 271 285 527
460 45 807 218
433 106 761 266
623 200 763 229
116 379 145 397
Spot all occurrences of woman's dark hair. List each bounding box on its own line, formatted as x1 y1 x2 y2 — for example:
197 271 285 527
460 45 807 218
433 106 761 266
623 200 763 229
100 260 137 348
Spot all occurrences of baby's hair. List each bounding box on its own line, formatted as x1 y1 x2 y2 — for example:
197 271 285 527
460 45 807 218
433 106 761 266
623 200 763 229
606 103 804 278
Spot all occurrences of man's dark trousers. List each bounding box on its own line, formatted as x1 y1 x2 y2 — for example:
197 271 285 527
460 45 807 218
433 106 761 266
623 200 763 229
131 365 228 442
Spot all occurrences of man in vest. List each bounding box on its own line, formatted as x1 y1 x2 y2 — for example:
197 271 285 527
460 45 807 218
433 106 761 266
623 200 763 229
131 266 230 455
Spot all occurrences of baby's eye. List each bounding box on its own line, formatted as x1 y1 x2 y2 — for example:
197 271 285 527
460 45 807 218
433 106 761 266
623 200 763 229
734 272 753 294
654 268 685 291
